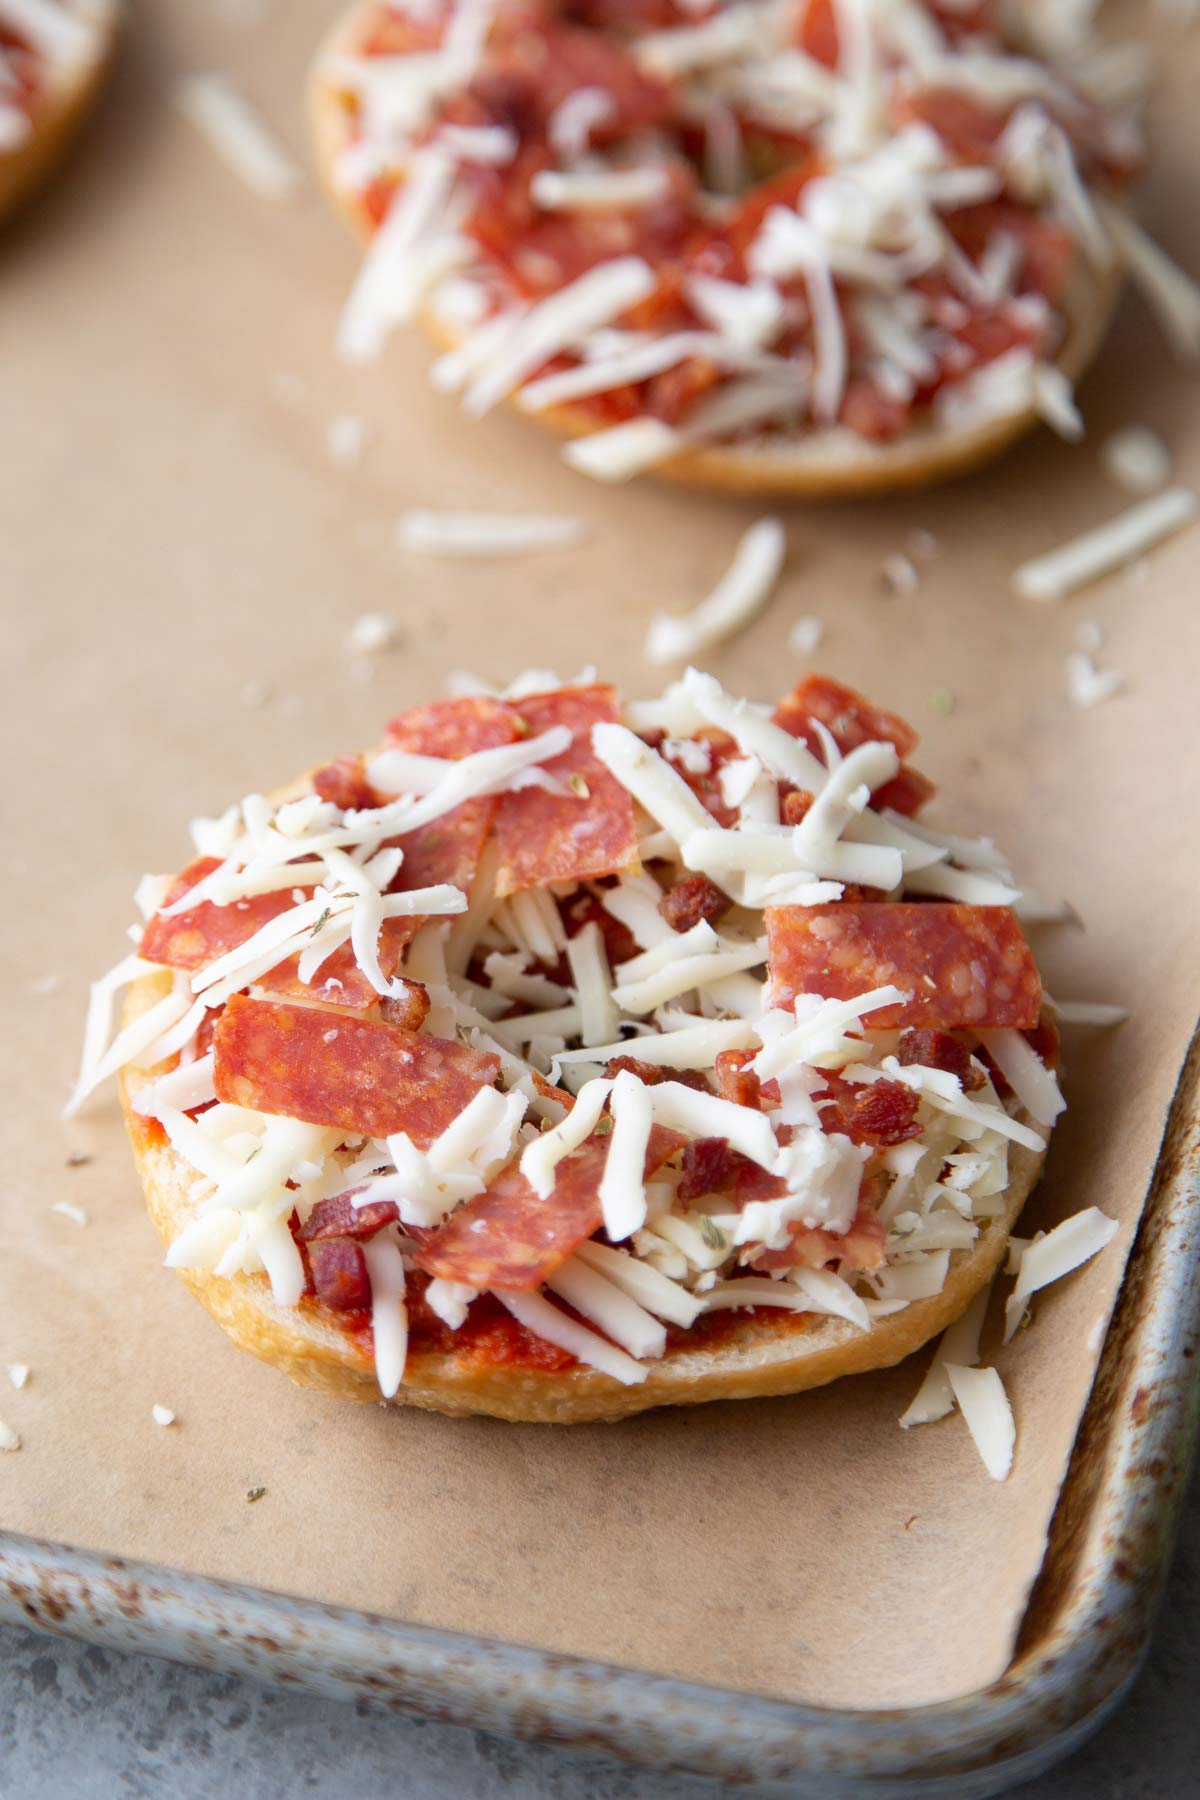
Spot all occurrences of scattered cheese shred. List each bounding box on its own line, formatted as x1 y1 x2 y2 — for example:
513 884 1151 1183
562 417 681 481
397 510 589 557
1065 650 1126 709
1013 487 1199 601
346 612 395 655
946 1364 1016 1482
645 518 786 663
788 614 824 655
176 74 299 200
1101 425 1172 494
327 414 367 467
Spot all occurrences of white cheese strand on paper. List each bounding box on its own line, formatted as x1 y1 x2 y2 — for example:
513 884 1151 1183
645 520 786 664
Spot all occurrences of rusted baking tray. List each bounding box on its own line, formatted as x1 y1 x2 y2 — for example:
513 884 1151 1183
3 1032 1196 1799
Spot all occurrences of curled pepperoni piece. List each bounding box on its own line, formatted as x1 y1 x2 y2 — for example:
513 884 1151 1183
300 1193 400 1243
411 1124 685 1289
213 996 499 1144
774 674 920 762
773 676 935 817
494 685 638 895
765 902 1042 1030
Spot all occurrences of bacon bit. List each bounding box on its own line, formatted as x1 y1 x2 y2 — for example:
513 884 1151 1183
300 1193 400 1243
312 754 381 812
381 981 432 1033
898 1027 986 1091
844 1080 922 1147
604 1055 711 1093
677 1135 749 1201
781 788 814 826
307 1237 373 1311
657 873 730 933
713 1048 762 1111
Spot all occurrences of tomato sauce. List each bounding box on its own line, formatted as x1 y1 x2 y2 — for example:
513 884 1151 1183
328 1271 816 1374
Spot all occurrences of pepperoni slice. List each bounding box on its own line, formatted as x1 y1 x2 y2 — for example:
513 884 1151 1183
774 674 920 761
213 996 499 1144
411 1124 684 1289
385 693 517 895
494 685 638 896
300 1193 400 1242
264 698 518 1007
765 902 1042 1029
311 755 381 812
306 1239 373 1311
773 676 935 817
871 766 937 818
139 857 306 972
384 695 515 759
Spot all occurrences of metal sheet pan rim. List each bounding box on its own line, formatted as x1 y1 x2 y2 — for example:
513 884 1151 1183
3 1028 1197 1798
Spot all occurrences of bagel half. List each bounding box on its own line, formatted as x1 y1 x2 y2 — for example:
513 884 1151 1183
0 1 117 224
114 700 1052 1427
308 0 1123 499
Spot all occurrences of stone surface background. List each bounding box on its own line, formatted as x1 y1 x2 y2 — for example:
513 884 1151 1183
1 1466 1194 1798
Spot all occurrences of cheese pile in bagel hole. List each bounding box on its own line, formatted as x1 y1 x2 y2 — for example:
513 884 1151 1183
0 0 116 221
311 0 1145 492
78 669 1063 1424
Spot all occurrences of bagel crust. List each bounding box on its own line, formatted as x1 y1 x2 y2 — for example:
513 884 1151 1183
309 0 1126 498
0 2 117 224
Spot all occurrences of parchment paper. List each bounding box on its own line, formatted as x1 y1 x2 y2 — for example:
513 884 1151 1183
2 0 1197 1712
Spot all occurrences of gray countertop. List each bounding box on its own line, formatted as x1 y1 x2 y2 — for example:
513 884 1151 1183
3 1465 1195 1799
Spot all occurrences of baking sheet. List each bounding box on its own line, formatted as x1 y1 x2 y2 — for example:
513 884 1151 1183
2 0 1198 1714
